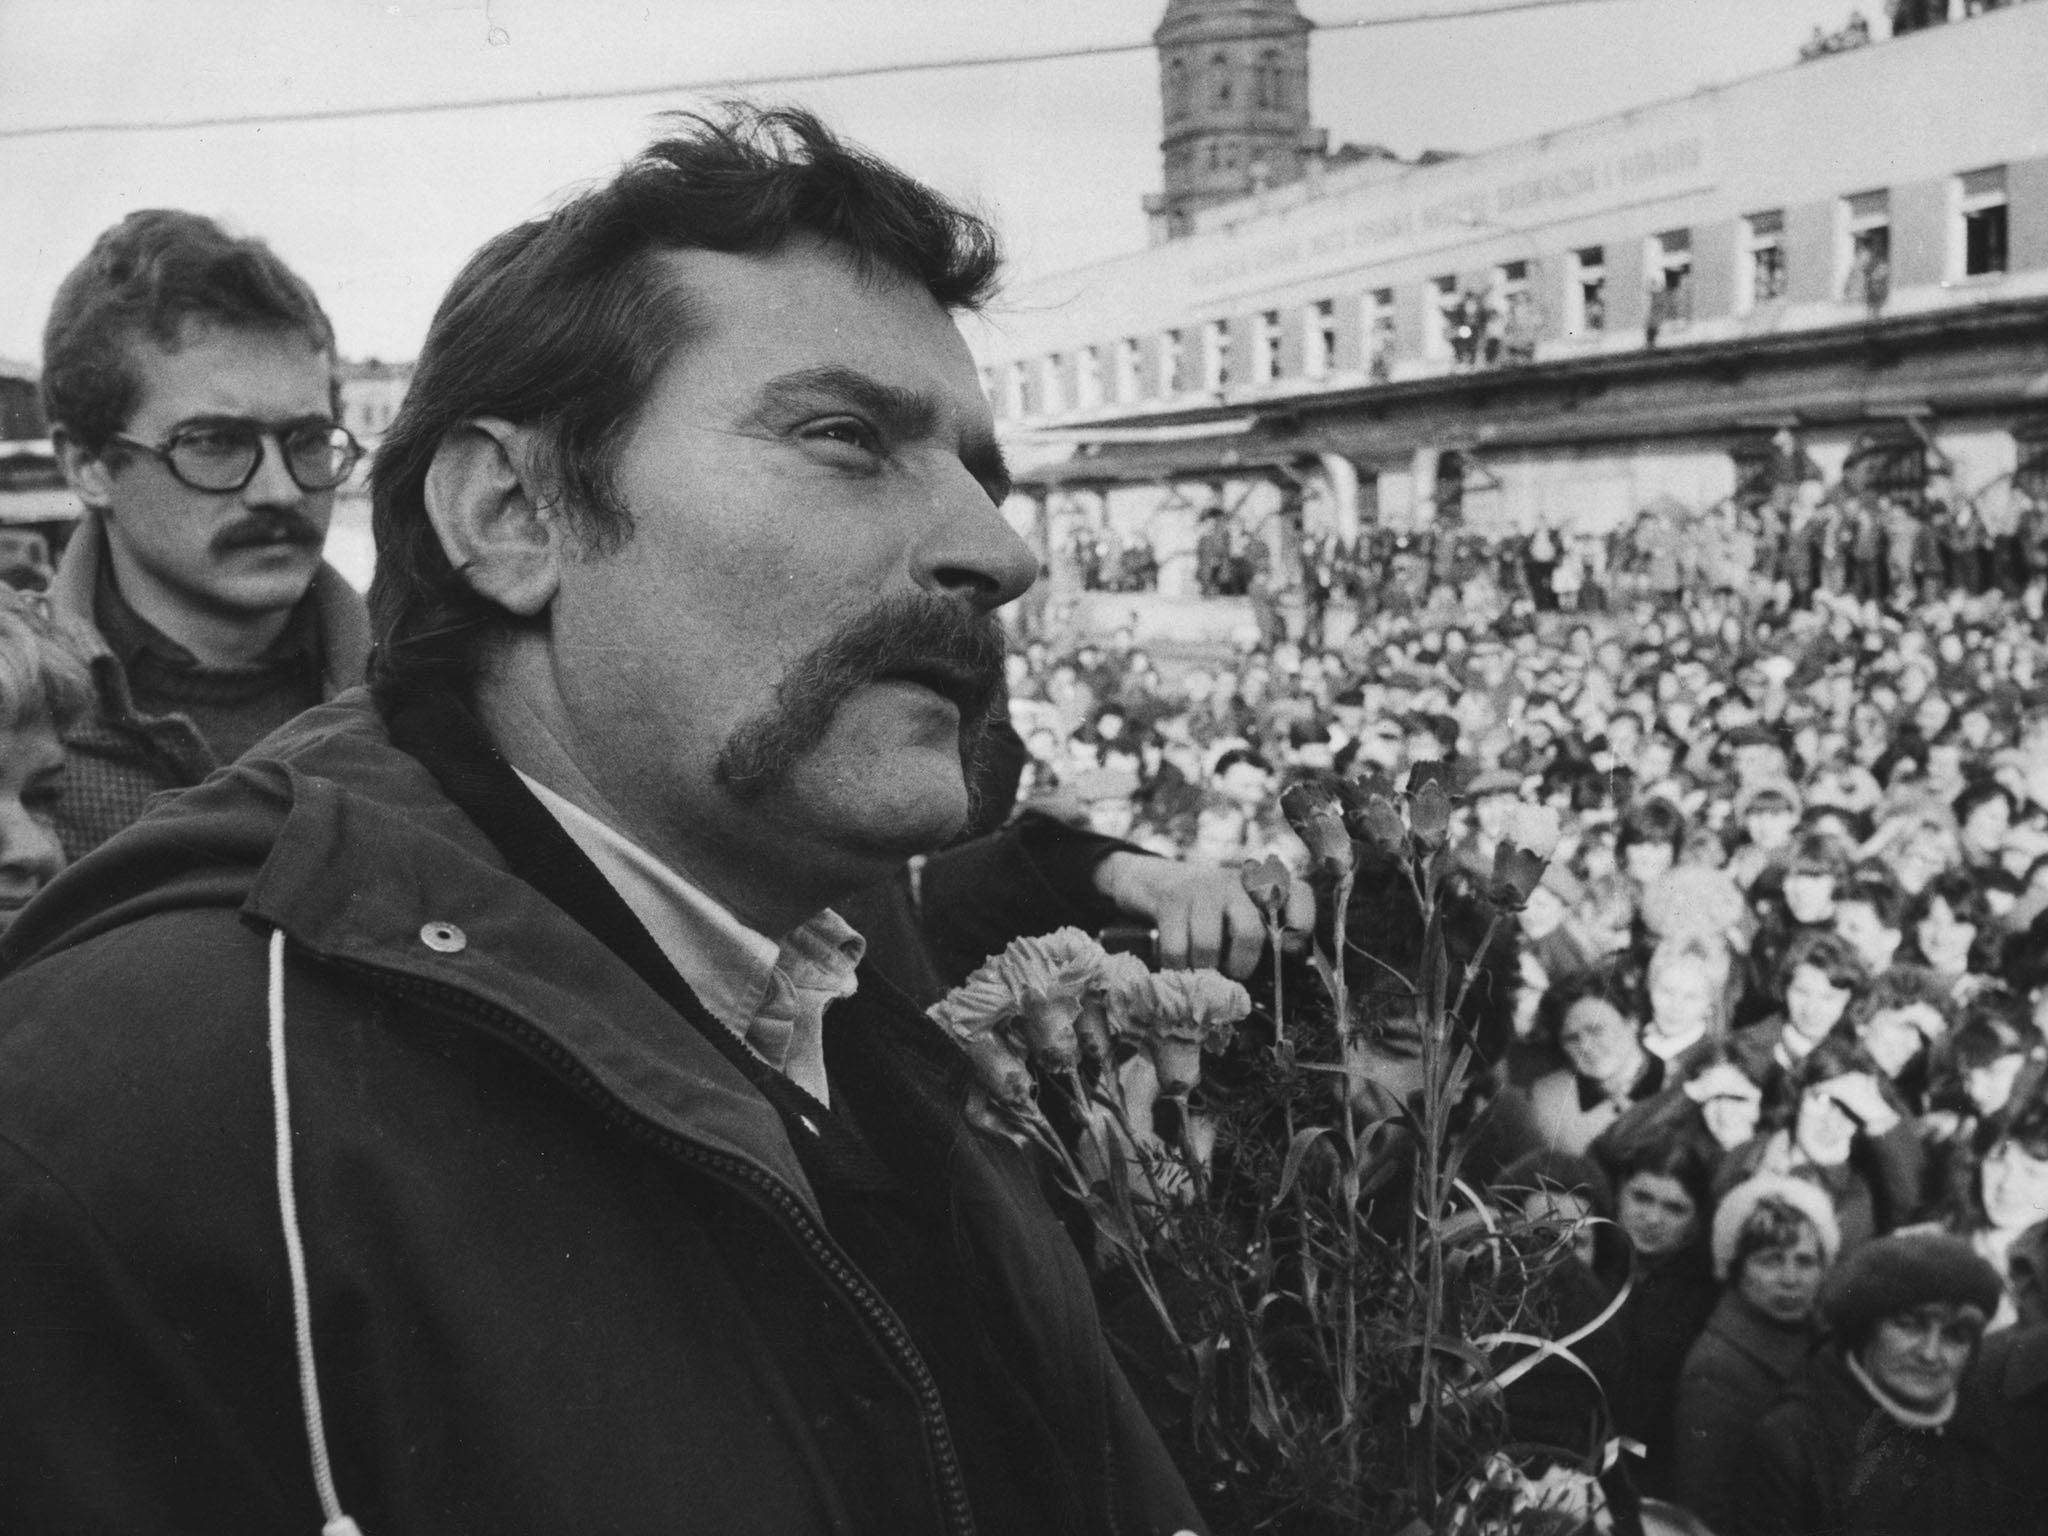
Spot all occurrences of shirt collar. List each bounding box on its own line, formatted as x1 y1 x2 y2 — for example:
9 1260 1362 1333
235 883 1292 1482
513 769 863 1105
95 554 315 672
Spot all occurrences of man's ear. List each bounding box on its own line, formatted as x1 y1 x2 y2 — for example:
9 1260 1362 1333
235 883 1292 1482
52 429 116 511
424 419 561 618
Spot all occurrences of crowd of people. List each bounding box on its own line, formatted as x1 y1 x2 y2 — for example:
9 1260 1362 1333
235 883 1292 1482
1008 524 2048 1532
1 96 2046 1535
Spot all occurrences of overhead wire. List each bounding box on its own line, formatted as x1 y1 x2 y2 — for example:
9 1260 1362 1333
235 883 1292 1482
0 0 1639 141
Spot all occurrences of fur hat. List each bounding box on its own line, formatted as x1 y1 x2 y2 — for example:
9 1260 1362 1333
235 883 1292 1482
1819 1231 2003 1340
1711 1174 1843 1282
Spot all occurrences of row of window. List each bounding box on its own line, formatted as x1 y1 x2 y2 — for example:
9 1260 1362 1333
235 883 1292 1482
993 165 2017 419
1164 47 1295 121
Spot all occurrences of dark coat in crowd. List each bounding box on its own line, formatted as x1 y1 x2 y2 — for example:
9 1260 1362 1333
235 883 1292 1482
1607 1239 1721 1502
1952 1323 2048 1536
1672 1290 1818 1535
1735 1338 2011 1536
0 694 1204 1536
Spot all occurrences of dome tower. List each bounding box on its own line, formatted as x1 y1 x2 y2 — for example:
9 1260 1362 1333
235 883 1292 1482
1145 0 1324 241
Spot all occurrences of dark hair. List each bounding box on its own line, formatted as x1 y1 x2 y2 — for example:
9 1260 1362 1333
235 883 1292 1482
1618 795 1688 860
1730 1194 1827 1280
1534 961 1647 1054
1615 1136 1715 1220
1835 862 1910 933
1780 928 1869 996
1953 777 2016 825
40 209 336 452
1910 868 1995 960
367 104 1001 707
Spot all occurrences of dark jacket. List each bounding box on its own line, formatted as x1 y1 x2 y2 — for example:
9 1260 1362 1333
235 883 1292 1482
0 693 1202 1536
47 508 372 861
1607 1239 1720 1502
1672 1290 1818 1534
1735 1339 2008 1536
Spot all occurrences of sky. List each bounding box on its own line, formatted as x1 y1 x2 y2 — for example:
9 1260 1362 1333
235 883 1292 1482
0 0 1876 366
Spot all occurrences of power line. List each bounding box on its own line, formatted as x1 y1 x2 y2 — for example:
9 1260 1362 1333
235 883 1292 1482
0 0 1635 141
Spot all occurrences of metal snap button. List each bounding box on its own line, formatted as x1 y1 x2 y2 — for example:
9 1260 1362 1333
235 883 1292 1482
419 921 467 954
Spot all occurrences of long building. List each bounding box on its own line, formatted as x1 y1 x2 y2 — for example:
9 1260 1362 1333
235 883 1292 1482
978 0 2048 592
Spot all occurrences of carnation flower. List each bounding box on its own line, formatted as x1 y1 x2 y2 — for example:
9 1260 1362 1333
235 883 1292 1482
928 966 1037 1107
993 927 1108 1068
1131 969 1252 1094
1079 950 1156 1062
1240 855 1293 924
1498 802 1562 861
1281 781 1355 874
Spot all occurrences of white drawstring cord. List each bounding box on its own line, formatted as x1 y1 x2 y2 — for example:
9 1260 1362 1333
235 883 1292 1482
268 926 366 1536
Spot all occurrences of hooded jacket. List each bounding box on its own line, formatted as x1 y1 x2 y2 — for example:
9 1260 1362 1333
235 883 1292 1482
0 692 1203 1536
46 507 373 861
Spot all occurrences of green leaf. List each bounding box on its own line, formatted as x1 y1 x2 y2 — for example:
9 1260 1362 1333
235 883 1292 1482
1273 1124 1331 1208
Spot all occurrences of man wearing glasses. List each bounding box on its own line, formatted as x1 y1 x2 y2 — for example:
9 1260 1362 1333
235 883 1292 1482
39 209 370 858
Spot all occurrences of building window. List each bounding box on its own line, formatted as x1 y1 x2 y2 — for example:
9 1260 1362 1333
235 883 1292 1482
1960 165 2009 277
1006 360 1032 418
1075 346 1104 411
1253 309 1283 383
1041 354 1066 415
1159 328 1185 396
1842 190 1891 307
978 366 1000 418
1365 288 1397 379
1744 210 1788 308
1647 230 1693 332
1494 260 1536 362
1305 298 1337 380
1210 51 1231 107
1843 429 1927 502
1569 247 1606 334
1202 318 1232 391
1165 58 1188 122
1434 450 1467 525
1114 337 1142 402
2015 420 2048 501
1425 275 1457 359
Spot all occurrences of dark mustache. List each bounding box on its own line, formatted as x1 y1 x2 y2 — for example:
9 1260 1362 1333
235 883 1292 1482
713 592 1008 800
211 512 326 555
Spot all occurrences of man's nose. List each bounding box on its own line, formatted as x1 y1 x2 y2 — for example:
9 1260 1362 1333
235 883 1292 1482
909 472 1039 614
242 434 306 509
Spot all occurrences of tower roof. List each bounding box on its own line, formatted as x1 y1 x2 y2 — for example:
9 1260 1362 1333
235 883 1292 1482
1154 0 1311 45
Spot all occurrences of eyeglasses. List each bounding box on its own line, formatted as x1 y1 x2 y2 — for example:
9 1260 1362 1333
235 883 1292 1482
108 419 363 494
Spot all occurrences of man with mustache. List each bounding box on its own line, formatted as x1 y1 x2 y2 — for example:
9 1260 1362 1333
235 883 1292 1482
0 110 1209 1536
37 209 370 858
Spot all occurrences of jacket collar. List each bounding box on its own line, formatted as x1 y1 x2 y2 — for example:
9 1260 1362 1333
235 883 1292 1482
1706 1288 1816 1372
51 507 372 696
41 689 826 1214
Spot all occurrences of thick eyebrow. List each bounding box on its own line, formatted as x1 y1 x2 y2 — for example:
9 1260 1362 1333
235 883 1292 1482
749 365 1012 505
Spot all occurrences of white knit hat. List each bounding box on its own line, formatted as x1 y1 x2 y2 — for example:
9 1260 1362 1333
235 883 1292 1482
1710 1174 1843 1282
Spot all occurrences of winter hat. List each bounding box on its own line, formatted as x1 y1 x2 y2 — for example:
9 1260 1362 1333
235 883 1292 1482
1819 1231 2003 1341
1711 1174 1843 1282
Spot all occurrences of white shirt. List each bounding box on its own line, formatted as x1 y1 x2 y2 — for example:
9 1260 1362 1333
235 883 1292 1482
515 770 862 1106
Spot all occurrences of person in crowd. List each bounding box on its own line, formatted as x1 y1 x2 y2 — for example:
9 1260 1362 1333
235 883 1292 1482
1849 970 1950 1114
1642 934 1731 1067
1673 1174 1841 1534
1517 968 1661 1156
1606 1137 1722 1501
1729 929 1869 1087
1738 1231 2008 1536
1931 1092 2048 1314
0 591 93 939
1719 1035 1923 1255
0 108 1207 1535
37 209 372 860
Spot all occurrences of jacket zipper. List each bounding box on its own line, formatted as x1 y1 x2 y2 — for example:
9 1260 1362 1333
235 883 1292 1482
353 964 980 1536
